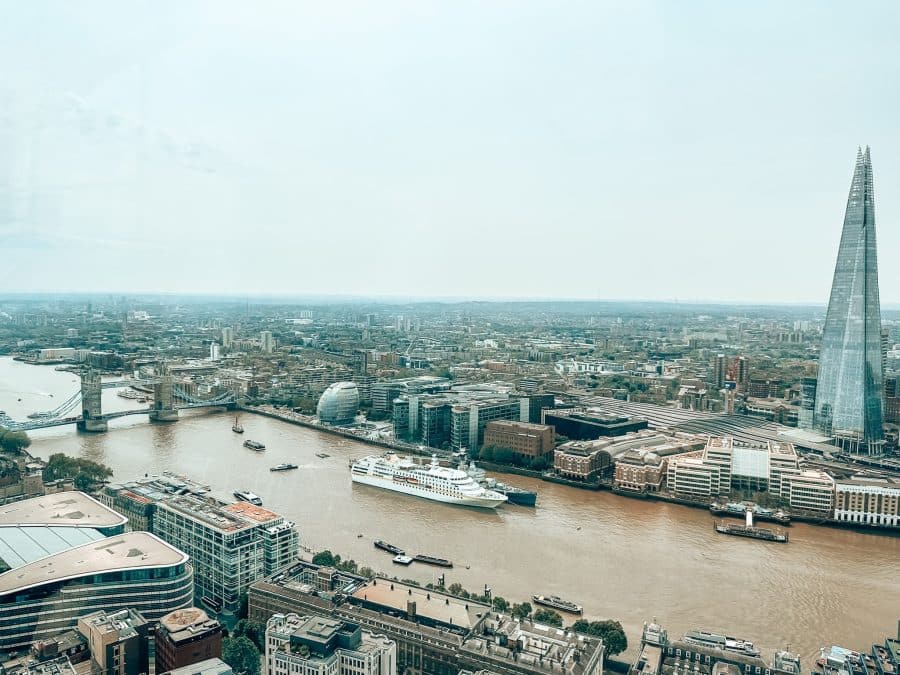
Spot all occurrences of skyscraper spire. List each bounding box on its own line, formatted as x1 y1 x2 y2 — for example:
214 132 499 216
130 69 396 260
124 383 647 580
813 147 884 454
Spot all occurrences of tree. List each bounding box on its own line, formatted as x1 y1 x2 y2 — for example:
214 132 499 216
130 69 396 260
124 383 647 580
232 620 265 651
312 550 336 567
0 429 31 454
492 596 510 612
533 609 563 627
510 602 532 620
222 636 260 675
42 453 112 489
571 620 628 658
589 620 628 657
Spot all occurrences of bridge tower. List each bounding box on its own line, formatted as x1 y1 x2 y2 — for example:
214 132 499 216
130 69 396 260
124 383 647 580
149 367 178 422
76 370 107 432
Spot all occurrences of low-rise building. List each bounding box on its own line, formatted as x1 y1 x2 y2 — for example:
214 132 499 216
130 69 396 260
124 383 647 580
483 421 555 461
77 609 151 675
154 608 223 675
543 411 648 441
834 478 900 527
265 612 396 675
782 470 835 514
458 613 604 675
615 450 667 492
163 657 233 675
249 562 482 675
554 440 613 480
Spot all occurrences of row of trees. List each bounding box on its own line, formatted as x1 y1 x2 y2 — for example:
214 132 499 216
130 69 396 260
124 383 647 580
311 550 376 578
42 453 113 490
305 550 628 661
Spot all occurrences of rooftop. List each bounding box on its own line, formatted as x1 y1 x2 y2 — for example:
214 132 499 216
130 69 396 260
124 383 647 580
351 579 488 630
78 608 147 641
0 531 188 595
165 657 233 675
0 525 105 571
0 492 127 529
223 502 281 524
158 495 256 533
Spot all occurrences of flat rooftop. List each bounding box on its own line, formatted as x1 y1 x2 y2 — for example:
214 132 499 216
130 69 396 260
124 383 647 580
0 531 188 595
223 502 281 523
351 579 487 630
158 496 256 533
0 492 127 529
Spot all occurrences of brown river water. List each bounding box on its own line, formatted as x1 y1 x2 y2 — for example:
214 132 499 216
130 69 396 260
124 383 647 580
2 358 898 662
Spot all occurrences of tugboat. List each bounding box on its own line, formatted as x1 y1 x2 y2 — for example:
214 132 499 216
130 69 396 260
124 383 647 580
392 554 413 566
374 540 405 555
270 463 298 472
232 417 244 434
243 440 265 451
233 490 263 506
412 554 453 568
532 594 583 614
463 459 537 506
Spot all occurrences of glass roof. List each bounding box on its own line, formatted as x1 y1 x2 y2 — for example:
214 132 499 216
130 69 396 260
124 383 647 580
731 446 770 479
0 526 104 570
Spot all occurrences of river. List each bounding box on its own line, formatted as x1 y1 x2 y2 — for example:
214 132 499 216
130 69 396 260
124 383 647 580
1 357 897 663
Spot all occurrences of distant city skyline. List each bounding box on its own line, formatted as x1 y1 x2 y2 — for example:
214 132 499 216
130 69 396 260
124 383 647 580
2 2 900 302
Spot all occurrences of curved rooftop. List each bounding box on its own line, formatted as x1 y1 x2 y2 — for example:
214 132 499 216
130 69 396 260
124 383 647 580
161 607 211 632
0 492 128 529
0 531 188 595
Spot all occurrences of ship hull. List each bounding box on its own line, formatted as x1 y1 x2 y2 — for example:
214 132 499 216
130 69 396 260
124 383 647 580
352 473 506 509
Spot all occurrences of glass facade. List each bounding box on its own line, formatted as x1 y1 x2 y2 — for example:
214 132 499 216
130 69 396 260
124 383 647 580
317 382 359 425
814 147 885 454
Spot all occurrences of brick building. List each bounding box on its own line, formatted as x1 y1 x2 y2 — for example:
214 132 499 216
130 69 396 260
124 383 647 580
483 421 555 461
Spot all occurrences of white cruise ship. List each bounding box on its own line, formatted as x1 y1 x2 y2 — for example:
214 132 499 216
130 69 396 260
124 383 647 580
351 453 508 509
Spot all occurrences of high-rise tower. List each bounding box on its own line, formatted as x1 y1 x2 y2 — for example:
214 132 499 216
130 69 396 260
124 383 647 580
814 147 884 454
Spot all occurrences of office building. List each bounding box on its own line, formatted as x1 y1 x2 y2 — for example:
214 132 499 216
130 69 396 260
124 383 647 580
155 608 223 675
712 353 726 389
782 470 835 514
450 399 527 451
666 437 801 499
544 410 648 441
260 331 276 354
316 382 360 425
0 500 191 651
77 609 151 675
814 147 885 454
152 495 299 616
221 327 234 348
834 477 900 527
483 421 555 461
265 613 396 675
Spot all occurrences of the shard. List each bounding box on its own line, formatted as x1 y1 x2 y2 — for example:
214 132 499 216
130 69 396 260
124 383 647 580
814 147 885 454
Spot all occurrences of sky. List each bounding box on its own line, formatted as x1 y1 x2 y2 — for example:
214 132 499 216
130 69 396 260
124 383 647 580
1 1 900 303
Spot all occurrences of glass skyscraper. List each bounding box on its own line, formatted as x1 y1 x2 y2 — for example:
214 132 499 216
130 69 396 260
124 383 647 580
814 147 885 454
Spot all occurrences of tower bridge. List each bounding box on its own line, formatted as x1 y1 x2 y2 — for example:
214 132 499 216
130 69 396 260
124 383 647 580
0 367 237 433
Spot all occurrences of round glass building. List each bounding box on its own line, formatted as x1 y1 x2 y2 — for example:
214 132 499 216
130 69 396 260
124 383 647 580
317 382 360 425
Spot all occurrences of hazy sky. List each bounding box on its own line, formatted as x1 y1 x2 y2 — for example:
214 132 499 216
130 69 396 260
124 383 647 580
2 1 900 303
